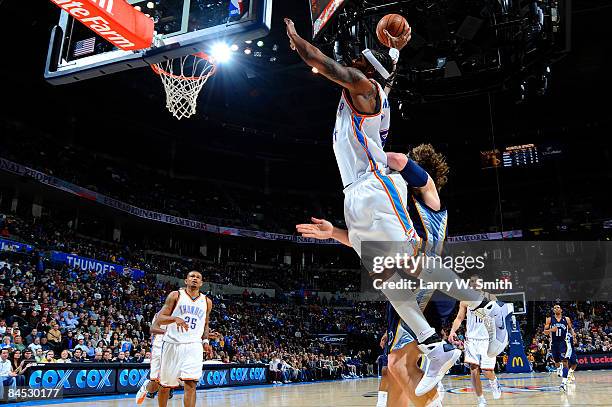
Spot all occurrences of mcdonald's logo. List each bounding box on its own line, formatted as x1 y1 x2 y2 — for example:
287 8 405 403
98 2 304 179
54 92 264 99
512 357 524 367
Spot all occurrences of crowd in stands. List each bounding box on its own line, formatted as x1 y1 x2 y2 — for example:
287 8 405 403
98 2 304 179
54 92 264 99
0 254 383 394
0 213 361 293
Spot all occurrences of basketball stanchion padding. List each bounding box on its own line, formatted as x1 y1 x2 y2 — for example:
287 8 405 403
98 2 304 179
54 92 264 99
151 53 217 120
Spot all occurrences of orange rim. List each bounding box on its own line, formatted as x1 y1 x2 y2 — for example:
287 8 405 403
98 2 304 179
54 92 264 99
151 52 217 81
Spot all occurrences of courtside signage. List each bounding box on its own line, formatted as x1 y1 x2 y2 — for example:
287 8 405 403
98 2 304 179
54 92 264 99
49 0 153 50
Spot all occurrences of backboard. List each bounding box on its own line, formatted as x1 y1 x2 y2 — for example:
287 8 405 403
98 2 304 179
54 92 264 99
45 0 272 84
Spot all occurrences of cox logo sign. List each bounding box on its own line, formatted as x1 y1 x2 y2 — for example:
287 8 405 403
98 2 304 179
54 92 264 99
29 369 113 389
230 367 266 383
200 370 228 386
119 369 149 388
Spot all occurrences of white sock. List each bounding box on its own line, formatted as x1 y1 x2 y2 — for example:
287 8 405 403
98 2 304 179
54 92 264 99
489 378 498 387
419 263 486 306
376 391 388 407
568 368 574 375
478 395 486 403
380 274 436 344
562 377 568 385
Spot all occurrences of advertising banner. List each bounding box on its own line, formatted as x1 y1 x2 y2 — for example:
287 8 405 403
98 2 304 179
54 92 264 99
26 363 268 397
0 237 35 254
49 251 145 279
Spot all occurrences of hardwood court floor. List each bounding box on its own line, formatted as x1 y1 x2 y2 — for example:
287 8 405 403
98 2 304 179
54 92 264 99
24 370 612 407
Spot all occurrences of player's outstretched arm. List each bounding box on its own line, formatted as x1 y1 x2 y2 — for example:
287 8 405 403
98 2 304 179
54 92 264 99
387 152 440 210
382 29 412 95
284 18 372 95
296 217 351 247
448 301 468 344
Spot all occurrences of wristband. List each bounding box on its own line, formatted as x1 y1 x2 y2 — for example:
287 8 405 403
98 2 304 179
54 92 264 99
389 48 400 63
202 339 210 345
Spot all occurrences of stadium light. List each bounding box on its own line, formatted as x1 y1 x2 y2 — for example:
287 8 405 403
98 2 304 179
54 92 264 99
244 48 252 55
230 44 239 52
257 40 264 47
211 42 231 63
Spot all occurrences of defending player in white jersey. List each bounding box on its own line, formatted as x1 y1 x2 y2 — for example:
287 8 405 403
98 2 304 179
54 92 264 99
154 271 213 407
448 275 502 407
286 16 513 396
135 312 173 404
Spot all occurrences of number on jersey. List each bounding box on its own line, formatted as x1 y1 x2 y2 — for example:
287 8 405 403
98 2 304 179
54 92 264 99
184 316 197 329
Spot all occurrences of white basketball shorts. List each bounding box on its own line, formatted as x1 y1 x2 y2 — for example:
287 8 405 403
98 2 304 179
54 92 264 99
344 171 419 258
464 338 496 370
150 343 162 380
159 342 204 388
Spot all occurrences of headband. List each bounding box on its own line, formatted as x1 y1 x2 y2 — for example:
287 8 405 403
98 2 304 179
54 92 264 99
362 49 391 80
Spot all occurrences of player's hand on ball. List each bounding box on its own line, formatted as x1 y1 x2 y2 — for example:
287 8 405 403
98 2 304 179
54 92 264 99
296 217 333 240
384 27 412 50
174 317 189 332
284 18 297 50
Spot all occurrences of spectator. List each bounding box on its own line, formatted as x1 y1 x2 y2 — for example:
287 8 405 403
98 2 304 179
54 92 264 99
0 337 12 351
116 351 128 363
92 351 103 363
40 337 51 352
13 349 35 385
56 350 72 363
12 336 25 352
25 328 40 345
102 350 113 363
71 348 85 363
74 338 88 354
42 350 57 363
47 324 62 352
0 349 17 400
28 337 42 354
34 349 45 363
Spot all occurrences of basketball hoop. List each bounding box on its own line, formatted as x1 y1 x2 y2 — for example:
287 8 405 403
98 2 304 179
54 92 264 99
151 52 216 120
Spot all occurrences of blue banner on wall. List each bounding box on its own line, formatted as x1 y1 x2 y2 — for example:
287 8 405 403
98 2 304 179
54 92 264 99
505 315 531 373
27 363 268 397
0 238 34 254
50 252 144 279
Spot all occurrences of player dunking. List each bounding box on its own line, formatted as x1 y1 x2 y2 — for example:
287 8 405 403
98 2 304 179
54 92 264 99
135 312 173 404
287 16 512 396
544 304 576 392
154 271 213 407
300 144 453 406
448 275 502 407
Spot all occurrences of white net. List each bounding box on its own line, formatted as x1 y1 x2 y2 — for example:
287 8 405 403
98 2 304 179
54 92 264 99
152 53 216 120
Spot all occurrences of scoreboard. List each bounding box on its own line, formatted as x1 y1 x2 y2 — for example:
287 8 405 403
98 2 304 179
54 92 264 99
481 143 547 169
502 144 540 168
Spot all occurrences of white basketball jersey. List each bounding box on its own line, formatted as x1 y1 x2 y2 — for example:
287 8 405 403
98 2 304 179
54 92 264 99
151 312 167 348
163 289 208 344
466 306 489 340
333 80 391 188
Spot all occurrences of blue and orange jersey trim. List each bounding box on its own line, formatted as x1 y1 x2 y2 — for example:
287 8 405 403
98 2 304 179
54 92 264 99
350 114 416 241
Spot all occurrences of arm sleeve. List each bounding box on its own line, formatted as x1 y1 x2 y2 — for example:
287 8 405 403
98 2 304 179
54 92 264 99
399 158 429 188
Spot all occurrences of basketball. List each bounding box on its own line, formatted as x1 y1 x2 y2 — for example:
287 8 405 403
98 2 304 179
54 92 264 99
376 14 410 47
